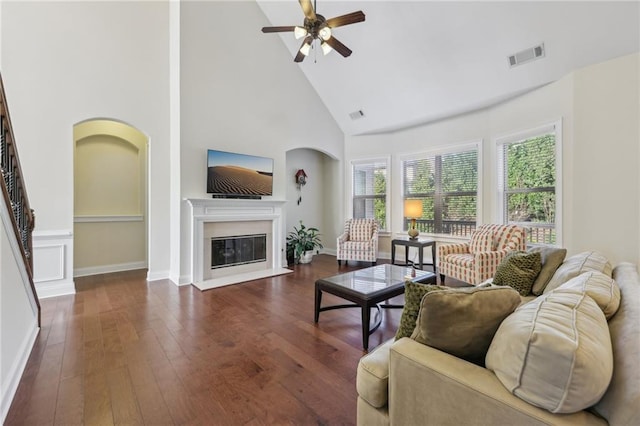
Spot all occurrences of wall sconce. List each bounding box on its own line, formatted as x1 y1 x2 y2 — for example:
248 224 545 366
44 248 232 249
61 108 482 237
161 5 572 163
295 169 307 205
404 199 423 239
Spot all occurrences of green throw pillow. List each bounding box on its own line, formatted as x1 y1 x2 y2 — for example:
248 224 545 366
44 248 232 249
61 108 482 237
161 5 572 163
493 251 542 296
395 282 446 340
412 286 521 365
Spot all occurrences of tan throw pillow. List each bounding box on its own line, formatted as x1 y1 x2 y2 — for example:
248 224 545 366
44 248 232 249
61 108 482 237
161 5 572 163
528 246 567 295
544 251 612 294
486 290 613 414
395 282 446 340
411 286 520 365
493 251 542 296
557 271 621 319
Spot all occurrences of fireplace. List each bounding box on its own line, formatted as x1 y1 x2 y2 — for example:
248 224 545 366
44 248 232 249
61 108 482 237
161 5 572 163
211 234 267 269
186 198 291 290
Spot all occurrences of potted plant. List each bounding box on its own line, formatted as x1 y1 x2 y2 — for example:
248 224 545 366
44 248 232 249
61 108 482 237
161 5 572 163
286 220 323 264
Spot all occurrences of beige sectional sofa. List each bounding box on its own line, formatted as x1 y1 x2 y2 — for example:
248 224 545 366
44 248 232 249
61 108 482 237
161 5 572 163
356 255 640 425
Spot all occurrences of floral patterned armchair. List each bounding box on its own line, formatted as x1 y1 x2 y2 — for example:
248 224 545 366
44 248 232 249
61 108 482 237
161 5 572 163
336 219 379 266
438 224 526 285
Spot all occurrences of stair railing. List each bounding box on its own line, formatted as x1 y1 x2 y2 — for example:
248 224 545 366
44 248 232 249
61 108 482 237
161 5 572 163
0 73 40 325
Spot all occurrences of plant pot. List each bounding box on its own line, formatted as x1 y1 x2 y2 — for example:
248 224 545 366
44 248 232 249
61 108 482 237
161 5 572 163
299 250 314 264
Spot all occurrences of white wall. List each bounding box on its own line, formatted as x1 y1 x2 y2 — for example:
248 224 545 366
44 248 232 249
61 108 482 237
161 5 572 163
571 54 639 260
179 1 344 278
1 205 39 423
1 1 172 282
346 53 639 265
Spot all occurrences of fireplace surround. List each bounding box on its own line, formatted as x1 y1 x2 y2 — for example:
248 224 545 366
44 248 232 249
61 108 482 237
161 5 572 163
186 198 291 290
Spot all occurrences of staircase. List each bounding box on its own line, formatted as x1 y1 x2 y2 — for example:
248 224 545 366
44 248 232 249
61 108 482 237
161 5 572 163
0 73 40 326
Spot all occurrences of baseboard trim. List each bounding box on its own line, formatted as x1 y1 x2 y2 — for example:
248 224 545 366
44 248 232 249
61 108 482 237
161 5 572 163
147 269 170 282
74 261 147 278
178 275 192 286
36 280 76 299
1 320 38 424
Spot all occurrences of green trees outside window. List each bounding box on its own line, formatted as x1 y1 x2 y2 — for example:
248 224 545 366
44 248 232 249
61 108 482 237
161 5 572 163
403 148 478 236
501 133 557 244
353 161 387 230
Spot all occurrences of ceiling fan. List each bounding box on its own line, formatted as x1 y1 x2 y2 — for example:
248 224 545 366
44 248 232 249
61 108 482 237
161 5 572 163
261 0 365 63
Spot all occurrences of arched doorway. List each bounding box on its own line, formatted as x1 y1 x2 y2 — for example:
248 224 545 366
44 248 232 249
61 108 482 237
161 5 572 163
73 119 148 276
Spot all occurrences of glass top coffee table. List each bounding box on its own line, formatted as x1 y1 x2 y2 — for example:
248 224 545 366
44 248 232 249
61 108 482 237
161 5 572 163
314 264 436 351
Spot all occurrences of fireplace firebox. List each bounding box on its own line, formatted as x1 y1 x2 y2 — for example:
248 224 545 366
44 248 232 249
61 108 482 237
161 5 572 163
211 234 267 269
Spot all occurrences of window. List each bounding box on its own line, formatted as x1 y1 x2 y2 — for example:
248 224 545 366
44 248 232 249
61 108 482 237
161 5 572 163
497 122 561 245
402 145 478 237
352 159 388 230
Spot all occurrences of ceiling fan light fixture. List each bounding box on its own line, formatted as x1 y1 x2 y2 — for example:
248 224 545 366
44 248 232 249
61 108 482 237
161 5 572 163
321 41 333 55
294 26 308 39
300 41 312 56
319 26 332 41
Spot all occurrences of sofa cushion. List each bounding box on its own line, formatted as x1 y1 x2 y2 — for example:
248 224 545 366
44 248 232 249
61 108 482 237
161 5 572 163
593 263 640 425
469 229 494 254
492 251 541 296
486 290 613 414
395 282 446 340
528 246 567 295
557 271 620 319
411 286 520 365
356 338 394 408
544 251 612 294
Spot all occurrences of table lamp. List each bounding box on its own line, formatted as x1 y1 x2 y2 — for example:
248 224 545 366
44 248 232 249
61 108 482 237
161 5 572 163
404 199 423 240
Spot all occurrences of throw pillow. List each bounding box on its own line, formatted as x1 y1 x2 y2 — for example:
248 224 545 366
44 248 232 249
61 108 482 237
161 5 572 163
395 282 446 340
557 271 621 319
410 286 520 365
486 290 613 414
469 230 494 254
544 251 612 294
492 251 542 296
528 246 567 295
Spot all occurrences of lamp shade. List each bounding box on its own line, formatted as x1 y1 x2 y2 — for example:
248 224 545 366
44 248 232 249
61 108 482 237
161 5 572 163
300 40 312 56
294 26 308 40
404 199 423 218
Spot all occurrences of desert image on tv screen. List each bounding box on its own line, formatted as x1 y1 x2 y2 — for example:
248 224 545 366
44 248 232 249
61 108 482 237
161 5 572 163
207 150 273 196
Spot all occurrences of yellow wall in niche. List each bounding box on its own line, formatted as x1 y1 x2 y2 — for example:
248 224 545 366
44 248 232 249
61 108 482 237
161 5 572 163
75 135 141 216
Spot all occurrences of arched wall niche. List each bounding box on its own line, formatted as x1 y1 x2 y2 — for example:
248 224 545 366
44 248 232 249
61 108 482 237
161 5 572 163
72 118 149 276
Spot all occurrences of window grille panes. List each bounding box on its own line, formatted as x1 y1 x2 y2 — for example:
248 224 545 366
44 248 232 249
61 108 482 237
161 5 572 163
353 161 387 230
500 133 556 244
402 148 477 236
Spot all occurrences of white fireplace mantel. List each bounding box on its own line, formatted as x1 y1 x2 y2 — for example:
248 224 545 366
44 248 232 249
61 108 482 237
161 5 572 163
185 198 291 290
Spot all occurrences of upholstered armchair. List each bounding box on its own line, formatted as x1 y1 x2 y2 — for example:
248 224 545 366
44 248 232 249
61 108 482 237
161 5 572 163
337 219 379 266
438 224 526 285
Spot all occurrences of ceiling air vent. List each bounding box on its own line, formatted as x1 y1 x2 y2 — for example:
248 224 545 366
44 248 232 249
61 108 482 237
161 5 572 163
349 109 365 120
508 43 545 68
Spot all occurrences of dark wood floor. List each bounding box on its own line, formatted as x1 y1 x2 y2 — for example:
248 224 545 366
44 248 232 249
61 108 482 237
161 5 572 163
7 255 453 425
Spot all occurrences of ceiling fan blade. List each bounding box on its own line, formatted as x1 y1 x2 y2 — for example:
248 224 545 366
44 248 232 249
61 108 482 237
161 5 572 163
299 0 316 21
262 26 296 33
325 11 365 28
325 36 352 58
294 50 306 63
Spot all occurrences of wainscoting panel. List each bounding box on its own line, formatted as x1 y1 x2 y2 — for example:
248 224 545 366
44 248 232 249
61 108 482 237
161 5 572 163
32 230 75 299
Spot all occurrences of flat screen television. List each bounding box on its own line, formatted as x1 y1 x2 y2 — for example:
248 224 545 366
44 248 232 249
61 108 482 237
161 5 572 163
207 149 274 198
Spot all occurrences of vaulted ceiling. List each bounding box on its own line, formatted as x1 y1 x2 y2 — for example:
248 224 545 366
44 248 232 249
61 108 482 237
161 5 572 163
256 1 639 136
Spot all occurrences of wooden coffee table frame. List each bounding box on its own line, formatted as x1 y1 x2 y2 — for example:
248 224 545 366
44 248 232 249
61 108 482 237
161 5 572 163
314 266 436 351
